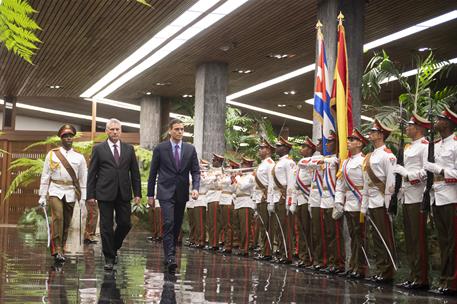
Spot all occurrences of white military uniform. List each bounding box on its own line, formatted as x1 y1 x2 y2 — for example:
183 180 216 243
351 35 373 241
39 147 87 202
268 155 296 206
335 152 364 211
320 154 338 209
234 173 256 210
206 167 223 203
403 137 428 204
295 157 313 206
432 134 457 206
219 174 235 206
307 152 324 208
253 157 274 204
361 145 397 213
194 171 210 208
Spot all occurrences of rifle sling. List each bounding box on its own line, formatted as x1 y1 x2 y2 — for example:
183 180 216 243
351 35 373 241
53 149 81 201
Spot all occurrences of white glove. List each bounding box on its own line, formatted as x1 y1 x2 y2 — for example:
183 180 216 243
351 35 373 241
289 204 297 214
267 203 275 215
38 196 47 207
79 199 86 208
252 202 258 211
393 164 408 177
285 203 290 212
332 206 344 220
424 161 443 175
335 203 344 213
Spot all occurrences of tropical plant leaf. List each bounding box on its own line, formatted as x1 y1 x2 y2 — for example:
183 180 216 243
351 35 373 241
0 0 41 64
4 157 44 200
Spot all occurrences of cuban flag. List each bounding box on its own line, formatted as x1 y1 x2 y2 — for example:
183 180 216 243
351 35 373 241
314 26 335 156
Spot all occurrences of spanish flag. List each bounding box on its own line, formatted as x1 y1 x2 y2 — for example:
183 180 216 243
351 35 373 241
330 12 353 163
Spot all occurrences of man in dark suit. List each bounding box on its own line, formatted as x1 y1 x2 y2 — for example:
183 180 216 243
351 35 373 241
87 118 141 271
148 119 200 273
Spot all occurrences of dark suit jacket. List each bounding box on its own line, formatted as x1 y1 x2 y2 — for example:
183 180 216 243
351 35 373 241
87 141 141 202
147 140 200 203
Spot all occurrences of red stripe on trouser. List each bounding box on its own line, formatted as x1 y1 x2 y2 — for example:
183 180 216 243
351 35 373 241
245 208 249 253
320 209 327 266
200 208 204 244
419 211 428 284
213 204 217 247
452 204 457 290
294 216 299 255
50 207 55 255
286 215 292 260
159 209 163 235
335 219 342 268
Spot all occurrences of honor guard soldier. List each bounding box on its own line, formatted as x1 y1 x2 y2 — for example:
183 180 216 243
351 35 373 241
305 139 325 270
293 137 316 267
423 106 457 296
233 157 256 256
219 160 239 253
320 130 345 274
394 113 431 290
38 124 87 263
361 118 397 284
335 129 368 279
268 136 296 264
205 153 224 251
254 138 275 260
193 159 209 248
185 186 196 247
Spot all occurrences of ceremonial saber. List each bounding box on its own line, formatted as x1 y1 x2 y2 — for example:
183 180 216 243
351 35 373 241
274 212 288 260
42 206 51 248
254 211 272 251
361 245 371 269
367 215 398 271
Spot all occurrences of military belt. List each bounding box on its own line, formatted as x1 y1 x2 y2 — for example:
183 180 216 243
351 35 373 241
51 179 73 186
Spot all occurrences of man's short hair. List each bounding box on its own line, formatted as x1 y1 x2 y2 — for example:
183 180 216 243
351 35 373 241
169 118 183 129
106 118 122 130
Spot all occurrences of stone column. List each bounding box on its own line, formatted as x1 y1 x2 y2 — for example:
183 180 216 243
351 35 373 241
312 0 365 139
194 62 228 161
140 95 164 150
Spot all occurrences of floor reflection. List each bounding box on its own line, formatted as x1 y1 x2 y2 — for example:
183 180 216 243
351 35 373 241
0 226 453 303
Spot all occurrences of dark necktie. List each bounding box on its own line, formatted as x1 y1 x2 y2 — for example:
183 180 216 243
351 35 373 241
174 144 180 170
113 144 120 165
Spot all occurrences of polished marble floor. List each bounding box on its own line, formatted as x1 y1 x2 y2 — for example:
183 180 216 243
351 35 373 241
0 225 455 303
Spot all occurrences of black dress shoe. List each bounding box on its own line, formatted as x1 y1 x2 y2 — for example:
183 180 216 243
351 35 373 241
104 263 114 271
255 255 271 261
395 280 412 288
147 236 154 242
54 253 66 263
406 282 429 290
350 272 365 279
167 259 178 273
221 248 232 254
375 276 393 284
84 239 98 244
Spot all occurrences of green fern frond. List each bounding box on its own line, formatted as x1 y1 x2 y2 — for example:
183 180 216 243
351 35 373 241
135 0 151 7
5 157 44 200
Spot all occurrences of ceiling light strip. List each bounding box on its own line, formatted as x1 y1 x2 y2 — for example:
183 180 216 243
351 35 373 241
80 0 222 98
364 10 457 52
228 10 457 101
94 0 250 99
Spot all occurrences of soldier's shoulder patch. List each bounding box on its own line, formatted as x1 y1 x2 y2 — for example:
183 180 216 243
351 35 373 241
421 139 429 144
384 147 392 153
404 144 411 150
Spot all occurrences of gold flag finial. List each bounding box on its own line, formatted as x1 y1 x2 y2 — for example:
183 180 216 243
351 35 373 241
315 20 323 30
316 20 323 39
337 11 344 25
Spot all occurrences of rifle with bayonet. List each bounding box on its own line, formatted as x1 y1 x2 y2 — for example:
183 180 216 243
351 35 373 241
421 100 435 213
388 103 405 215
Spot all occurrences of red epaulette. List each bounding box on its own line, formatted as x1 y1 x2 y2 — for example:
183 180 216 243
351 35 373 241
454 135 457 141
421 139 429 144
384 147 392 153
267 159 273 164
